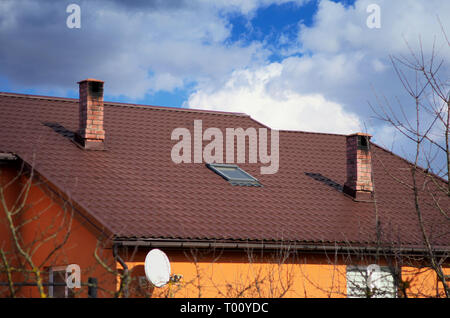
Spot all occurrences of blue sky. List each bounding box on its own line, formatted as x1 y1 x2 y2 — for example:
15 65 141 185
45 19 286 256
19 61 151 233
0 0 449 175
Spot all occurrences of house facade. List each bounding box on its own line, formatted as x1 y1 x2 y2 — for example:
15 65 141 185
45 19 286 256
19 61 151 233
0 79 448 298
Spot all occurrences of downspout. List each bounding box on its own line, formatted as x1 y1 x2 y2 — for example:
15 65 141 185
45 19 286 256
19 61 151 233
113 243 129 298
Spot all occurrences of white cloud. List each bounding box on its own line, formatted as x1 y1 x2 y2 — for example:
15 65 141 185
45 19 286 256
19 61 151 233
186 63 362 134
289 0 450 116
299 0 450 57
186 0 450 141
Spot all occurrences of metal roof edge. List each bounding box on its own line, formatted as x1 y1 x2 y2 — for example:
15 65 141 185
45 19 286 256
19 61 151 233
113 238 449 256
0 91 250 117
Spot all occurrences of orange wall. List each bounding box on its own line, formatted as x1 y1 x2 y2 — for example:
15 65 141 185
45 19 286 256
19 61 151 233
120 249 449 298
402 266 450 298
0 164 116 297
121 250 348 298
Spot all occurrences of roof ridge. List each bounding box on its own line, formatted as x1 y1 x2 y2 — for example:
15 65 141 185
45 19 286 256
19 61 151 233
0 91 250 117
105 100 249 117
371 141 449 184
279 129 346 137
0 91 79 102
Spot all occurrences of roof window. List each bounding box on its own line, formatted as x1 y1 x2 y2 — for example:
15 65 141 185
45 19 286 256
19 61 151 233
206 163 262 187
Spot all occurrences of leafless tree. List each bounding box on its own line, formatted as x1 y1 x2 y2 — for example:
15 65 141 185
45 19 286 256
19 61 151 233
369 21 450 297
0 159 74 297
0 159 116 298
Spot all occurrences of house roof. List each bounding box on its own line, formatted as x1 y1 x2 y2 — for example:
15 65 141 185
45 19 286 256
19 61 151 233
0 92 448 251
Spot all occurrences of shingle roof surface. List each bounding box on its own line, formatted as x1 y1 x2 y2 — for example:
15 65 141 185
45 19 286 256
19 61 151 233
0 92 448 248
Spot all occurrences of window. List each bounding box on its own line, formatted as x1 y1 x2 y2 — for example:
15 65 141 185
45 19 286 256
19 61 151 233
48 266 75 298
206 163 261 187
346 265 396 298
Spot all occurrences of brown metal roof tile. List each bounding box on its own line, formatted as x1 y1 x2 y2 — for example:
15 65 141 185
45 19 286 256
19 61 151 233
0 92 448 249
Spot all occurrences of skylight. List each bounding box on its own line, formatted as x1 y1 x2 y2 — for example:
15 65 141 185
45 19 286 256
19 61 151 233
206 163 262 187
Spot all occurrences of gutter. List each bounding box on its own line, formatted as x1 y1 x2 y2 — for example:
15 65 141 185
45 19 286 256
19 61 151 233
113 239 449 257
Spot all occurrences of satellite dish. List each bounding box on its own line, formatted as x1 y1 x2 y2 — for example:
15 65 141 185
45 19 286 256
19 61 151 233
144 249 171 287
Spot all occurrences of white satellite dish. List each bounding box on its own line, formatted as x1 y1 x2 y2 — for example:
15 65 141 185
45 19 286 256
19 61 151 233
144 249 171 287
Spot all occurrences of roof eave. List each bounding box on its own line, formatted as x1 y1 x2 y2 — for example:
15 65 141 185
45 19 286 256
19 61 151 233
112 238 449 257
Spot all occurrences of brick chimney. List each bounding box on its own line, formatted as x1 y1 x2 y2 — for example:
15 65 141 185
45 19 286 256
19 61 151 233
75 79 105 150
343 133 373 200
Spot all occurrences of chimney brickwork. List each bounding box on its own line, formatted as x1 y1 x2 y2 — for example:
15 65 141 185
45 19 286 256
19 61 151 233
76 79 105 150
343 133 373 200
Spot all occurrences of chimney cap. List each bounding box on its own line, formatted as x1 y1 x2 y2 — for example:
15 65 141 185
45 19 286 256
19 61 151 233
347 132 372 138
77 78 104 84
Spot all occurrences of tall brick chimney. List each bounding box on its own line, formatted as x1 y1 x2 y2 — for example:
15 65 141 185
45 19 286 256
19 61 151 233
76 79 105 150
343 133 373 200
